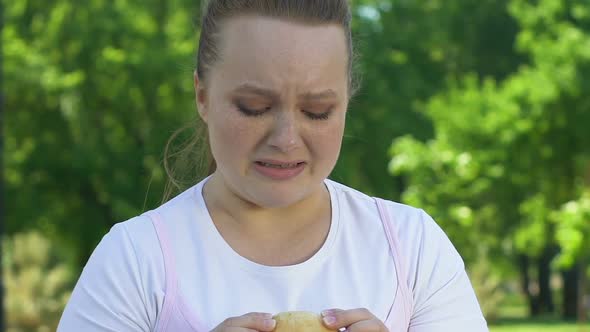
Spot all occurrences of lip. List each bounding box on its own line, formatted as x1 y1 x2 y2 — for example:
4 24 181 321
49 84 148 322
253 159 307 180
256 159 306 165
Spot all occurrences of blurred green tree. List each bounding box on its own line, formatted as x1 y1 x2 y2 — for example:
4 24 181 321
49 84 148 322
5 0 201 265
4 231 73 332
391 0 590 319
336 0 522 199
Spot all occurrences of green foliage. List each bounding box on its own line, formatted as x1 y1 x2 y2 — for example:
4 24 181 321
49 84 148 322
469 250 506 323
390 0 590 278
516 194 550 257
335 0 521 199
5 0 201 263
552 190 590 268
3 232 74 332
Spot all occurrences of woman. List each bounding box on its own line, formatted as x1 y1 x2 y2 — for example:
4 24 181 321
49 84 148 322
58 1 488 331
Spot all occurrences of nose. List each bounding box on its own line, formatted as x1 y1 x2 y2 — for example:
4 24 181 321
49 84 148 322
267 111 302 153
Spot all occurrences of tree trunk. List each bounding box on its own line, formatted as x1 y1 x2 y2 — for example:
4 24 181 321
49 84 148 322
538 248 555 314
519 254 540 316
578 259 587 322
562 264 580 320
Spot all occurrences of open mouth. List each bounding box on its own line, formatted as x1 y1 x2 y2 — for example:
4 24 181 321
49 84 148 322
253 160 307 180
255 161 306 169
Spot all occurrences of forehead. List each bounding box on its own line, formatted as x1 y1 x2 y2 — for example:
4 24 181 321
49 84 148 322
211 15 348 95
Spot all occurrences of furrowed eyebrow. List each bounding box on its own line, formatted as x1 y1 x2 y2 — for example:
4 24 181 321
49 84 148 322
232 83 339 101
299 89 338 101
233 84 280 101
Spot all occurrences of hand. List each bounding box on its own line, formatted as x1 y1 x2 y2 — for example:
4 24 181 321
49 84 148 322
211 312 277 332
321 308 389 332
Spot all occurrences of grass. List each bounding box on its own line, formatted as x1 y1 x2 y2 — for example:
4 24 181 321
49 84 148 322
489 320 590 332
487 292 590 331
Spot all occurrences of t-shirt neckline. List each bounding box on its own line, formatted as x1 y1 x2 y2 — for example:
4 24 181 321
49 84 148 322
193 176 341 277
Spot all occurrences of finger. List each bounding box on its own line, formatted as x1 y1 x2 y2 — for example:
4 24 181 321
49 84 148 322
320 308 343 328
321 308 376 330
347 318 387 332
221 328 258 332
222 312 276 331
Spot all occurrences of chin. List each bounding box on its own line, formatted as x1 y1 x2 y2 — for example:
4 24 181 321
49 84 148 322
245 181 315 209
250 189 309 209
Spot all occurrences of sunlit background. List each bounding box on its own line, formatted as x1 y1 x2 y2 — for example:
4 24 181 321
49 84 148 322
4 0 590 331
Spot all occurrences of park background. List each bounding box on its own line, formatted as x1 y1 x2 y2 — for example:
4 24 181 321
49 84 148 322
3 0 590 331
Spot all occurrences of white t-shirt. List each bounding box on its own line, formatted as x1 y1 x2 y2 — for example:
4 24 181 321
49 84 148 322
57 177 488 331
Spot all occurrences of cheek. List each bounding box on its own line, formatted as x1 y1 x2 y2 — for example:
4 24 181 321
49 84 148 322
307 118 345 159
209 109 258 158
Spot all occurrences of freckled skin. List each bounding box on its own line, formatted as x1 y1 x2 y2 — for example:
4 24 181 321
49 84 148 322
196 15 349 210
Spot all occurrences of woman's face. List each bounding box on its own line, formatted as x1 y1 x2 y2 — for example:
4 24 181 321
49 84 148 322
196 15 349 208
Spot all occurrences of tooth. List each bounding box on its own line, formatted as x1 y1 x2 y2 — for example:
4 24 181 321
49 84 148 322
260 162 300 168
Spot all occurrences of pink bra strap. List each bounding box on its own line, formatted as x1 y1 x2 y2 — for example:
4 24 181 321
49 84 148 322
374 198 413 327
143 210 178 332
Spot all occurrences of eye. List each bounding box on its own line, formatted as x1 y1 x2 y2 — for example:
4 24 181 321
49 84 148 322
303 108 333 121
236 102 268 117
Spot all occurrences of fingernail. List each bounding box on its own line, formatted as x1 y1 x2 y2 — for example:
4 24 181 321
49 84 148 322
323 315 336 325
264 319 276 329
321 309 334 316
261 313 273 319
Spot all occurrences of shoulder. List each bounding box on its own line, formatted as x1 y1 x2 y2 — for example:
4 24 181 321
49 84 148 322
366 195 460 273
150 182 202 226
120 183 203 273
59 215 165 331
89 215 160 268
326 178 427 232
326 178 456 268
114 215 164 271
105 182 200 264
90 215 166 298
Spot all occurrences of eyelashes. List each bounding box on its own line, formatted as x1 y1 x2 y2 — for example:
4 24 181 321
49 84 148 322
236 103 333 121
236 104 267 117
304 110 331 120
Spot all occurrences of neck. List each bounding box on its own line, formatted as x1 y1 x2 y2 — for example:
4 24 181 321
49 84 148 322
202 173 330 239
